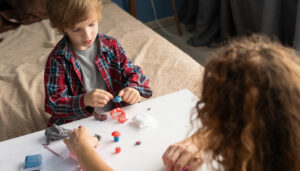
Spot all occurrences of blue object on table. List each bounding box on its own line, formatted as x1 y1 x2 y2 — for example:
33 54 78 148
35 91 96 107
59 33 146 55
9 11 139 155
24 154 42 169
114 96 122 103
114 136 120 142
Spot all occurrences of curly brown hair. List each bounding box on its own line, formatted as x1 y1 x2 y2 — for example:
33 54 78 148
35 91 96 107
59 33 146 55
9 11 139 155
192 35 300 171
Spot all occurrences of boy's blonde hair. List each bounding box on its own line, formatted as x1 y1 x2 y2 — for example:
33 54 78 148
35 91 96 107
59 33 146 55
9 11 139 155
47 0 102 34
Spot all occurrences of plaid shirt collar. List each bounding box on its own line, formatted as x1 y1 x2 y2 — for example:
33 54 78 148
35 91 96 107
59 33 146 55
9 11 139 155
53 33 111 61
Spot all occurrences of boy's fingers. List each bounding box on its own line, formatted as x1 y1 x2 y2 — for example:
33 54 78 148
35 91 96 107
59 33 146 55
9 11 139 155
107 92 114 99
134 92 141 103
89 99 107 107
128 91 140 104
118 89 124 97
131 94 139 104
101 94 110 101
94 89 114 99
133 96 140 104
126 94 135 104
122 91 130 101
101 90 114 100
94 93 110 101
97 99 108 105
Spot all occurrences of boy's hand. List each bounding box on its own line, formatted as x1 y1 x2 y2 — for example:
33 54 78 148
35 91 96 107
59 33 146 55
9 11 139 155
84 89 113 107
118 87 140 104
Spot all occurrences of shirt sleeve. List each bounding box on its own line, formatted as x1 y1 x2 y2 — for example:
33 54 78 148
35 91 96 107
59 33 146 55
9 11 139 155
44 56 92 120
115 40 152 98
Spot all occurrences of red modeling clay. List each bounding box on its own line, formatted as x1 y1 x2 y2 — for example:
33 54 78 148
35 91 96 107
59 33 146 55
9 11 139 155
111 131 120 137
110 108 129 123
94 113 107 121
115 147 121 153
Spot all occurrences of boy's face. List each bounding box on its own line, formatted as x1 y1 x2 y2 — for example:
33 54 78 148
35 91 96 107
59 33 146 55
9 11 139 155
65 17 98 50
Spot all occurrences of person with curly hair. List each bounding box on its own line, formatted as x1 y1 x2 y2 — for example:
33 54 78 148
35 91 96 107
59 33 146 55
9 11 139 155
162 35 300 171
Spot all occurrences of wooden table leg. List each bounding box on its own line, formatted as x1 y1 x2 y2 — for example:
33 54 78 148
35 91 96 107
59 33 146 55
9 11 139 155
129 0 137 18
170 0 183 35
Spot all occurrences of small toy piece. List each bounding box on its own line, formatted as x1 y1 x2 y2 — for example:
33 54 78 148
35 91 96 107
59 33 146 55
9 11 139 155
112 131 120 142
132 113 154 128
136 141 141 145
44 124 72 145
115 147 121 153
24 154 42 170
94 113 108 121
113 96 122 103
110 108 129 123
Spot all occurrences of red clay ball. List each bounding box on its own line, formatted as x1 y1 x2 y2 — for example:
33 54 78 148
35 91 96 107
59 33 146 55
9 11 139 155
115 147 121 153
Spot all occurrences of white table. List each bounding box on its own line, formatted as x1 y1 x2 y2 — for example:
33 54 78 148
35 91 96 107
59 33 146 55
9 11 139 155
0 89 200 171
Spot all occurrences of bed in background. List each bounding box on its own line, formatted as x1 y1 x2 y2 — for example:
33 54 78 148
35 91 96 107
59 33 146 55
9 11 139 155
0 0 204 141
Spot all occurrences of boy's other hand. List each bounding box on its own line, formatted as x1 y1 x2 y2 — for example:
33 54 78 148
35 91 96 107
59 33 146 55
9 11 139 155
118 87 140 104
84 89 113 107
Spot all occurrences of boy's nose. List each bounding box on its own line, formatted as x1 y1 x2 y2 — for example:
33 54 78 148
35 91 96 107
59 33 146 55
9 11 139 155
83 29 91 39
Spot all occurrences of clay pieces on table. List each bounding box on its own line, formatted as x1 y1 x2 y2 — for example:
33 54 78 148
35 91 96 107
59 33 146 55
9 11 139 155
132 113 154 128
115 147 121 153
94 113 108 121
110 108 129 123
44 124 72 145
113 96 122 103
112 131 121 142
21 154 42 171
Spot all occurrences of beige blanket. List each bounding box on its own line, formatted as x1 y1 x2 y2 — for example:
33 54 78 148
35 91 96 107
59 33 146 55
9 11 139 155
0 1 204 141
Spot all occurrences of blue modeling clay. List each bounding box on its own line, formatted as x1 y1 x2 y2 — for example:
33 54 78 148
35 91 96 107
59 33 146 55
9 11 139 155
24 154 42 169
114 96 122 103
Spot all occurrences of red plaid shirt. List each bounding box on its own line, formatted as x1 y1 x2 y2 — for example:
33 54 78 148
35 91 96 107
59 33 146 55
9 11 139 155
44 33 152 126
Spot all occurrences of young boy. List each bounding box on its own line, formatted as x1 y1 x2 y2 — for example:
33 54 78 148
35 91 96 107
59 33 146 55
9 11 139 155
44 0 152 127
